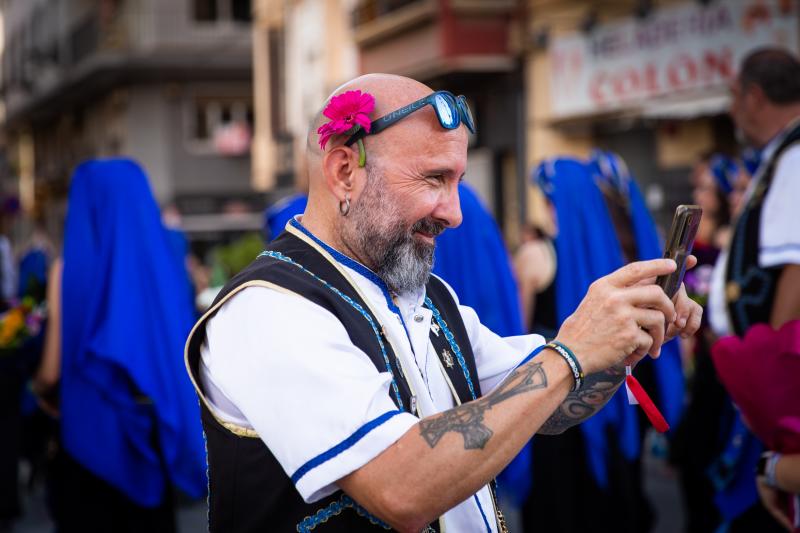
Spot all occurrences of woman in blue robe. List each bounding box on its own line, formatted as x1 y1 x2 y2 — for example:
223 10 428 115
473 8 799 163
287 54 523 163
523 152 686 533
33 158 207 531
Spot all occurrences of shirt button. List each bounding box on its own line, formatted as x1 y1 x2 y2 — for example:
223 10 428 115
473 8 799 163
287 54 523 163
414 314 424 322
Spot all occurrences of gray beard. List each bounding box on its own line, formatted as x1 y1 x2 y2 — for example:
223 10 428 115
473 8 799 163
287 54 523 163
340 166 439 295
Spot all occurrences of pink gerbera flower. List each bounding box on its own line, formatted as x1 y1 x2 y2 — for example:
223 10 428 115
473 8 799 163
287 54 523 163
317 90 375 150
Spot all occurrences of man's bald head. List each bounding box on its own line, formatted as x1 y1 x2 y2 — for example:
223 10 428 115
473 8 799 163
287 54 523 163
306 73 469 168
300 73 468 293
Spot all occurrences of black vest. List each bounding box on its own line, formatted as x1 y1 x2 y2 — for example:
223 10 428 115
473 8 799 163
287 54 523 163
725 122 800 336
185 227 494 532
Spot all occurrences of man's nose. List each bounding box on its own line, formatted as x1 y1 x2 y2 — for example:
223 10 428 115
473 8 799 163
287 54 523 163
434 182 463 229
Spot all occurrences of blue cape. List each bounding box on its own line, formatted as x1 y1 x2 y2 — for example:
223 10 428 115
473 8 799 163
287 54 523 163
61 158 206 506
536 152 685 487
264 193 308 241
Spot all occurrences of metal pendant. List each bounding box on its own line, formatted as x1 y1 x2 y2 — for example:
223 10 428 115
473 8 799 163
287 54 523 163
441 349 454 368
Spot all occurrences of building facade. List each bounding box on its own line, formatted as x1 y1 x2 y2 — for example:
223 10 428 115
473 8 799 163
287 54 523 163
252 0 360 197
1 0 260 241
253 0 526 243
523 0 799 229
352 0 526 244
251 0 799 246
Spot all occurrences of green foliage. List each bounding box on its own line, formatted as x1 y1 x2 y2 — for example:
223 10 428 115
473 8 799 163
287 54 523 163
210 232 265 284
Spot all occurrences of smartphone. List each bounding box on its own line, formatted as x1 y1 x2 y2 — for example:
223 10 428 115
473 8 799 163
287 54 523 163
656 205 702 298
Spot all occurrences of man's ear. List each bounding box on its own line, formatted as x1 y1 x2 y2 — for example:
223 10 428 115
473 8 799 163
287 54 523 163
746 83 766 109
322 145 360 201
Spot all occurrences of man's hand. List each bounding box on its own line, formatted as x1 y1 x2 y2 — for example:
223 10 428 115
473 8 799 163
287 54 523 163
756 477 793 531
630 254 702 343
666 281 703 341
555 258 680 375
539 257 703 435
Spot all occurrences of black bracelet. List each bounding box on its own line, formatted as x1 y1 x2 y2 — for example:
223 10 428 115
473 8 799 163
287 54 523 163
756 451 782 488
756 452 769 478
544 341 584 391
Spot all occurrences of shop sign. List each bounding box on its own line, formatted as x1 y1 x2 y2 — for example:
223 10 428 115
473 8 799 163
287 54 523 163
549 0 798 118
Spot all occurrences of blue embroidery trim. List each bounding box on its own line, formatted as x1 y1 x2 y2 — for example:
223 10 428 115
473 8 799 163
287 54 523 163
289 218 416 353
290 410 403 484
290 219 398 312
258 249 404 409
296 493 391 532
473 494 492 533
424 296 477 401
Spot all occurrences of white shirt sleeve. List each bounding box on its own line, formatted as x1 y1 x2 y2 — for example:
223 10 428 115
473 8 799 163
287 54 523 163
201 286 418 503
760 145 800 268
432 275 546 393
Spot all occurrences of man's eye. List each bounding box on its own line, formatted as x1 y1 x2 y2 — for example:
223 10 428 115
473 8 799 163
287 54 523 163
426 174 445 182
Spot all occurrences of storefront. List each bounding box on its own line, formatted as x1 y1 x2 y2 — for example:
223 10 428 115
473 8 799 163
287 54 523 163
526 0 799 229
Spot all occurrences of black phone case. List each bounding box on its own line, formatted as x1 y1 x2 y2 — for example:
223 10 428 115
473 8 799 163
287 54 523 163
656 205 702 298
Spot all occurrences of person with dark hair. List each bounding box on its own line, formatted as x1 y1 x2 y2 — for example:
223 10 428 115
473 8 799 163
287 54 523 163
706 47 800 532
737 48 800 108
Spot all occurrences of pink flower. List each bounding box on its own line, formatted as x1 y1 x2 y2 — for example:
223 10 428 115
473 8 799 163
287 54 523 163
317 90 375 150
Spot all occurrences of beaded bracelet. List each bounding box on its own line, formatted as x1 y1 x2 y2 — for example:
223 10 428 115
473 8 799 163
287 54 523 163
544 341 584 391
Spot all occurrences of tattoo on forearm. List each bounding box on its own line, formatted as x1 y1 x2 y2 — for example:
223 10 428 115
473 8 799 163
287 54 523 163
419 362 548 449
538 365 626 435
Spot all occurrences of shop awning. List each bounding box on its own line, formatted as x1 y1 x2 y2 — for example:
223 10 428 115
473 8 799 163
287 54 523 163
641 92 731 120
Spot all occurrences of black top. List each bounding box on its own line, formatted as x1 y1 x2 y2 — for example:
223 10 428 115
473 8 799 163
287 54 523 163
725 122 800 336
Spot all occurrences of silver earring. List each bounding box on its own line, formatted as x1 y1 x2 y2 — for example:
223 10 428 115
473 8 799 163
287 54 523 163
339 195 351 216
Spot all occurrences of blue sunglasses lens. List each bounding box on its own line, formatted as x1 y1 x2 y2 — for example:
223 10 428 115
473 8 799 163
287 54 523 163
458 97 475 133
433 93 459 129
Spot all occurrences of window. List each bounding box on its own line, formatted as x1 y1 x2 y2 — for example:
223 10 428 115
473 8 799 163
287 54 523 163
193 0 251 23
194 0 218 21
186 97 254 155
231 0 252 22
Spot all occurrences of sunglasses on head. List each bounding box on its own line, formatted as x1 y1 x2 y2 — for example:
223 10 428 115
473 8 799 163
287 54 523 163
345 90 475 147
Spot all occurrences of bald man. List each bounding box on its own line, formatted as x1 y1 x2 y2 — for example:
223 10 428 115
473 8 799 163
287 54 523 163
185 74 702 532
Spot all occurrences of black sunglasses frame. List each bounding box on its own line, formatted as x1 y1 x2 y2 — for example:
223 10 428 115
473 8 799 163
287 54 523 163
344 91 475 147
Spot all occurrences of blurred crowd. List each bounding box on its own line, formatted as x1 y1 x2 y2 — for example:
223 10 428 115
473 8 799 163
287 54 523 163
0 47 798 533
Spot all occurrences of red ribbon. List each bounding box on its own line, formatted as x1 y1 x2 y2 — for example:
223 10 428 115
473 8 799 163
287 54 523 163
625 374 670 433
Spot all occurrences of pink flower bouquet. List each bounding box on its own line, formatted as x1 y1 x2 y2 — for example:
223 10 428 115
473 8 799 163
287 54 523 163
711 320 800 453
